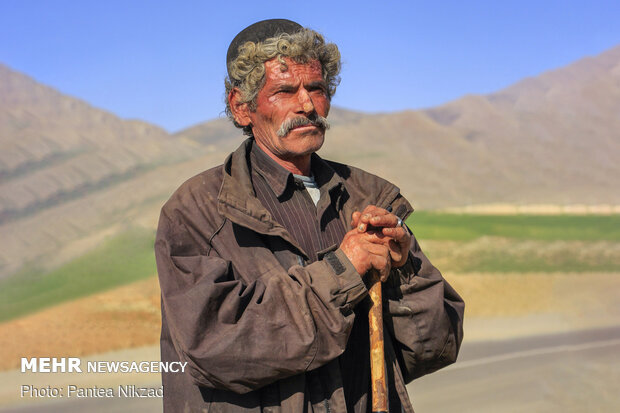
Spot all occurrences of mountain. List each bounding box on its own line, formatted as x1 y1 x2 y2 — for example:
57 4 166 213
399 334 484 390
1 44 619 278
0 64 200 223
419 44 620 206
179 46 620 209
0 64 238 277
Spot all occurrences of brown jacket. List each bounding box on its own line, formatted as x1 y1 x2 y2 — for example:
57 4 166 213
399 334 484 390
155 138 464 412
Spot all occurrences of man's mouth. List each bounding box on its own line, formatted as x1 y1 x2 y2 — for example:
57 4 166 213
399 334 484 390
292 124 318 131
277 115 330 138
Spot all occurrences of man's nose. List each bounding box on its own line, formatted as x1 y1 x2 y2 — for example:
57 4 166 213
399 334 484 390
297 89 315 114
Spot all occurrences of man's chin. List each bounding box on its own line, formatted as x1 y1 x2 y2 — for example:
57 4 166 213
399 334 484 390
285 134 325 157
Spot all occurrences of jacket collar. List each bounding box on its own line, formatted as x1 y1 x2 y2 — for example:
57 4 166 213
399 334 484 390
250 143 293 199
217 138 277 231
217 139 309 254
217 138 410 250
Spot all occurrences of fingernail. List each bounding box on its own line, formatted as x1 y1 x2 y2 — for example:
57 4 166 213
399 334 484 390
363 214 371 220
358 224 365 231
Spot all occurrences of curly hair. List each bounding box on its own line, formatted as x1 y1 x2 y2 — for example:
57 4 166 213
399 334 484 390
225 28 341 135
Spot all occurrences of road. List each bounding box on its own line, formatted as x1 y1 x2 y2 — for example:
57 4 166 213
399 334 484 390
408 325 620 412
3 326 620 412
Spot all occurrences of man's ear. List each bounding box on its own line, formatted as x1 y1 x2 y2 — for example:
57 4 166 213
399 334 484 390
228 88 252 127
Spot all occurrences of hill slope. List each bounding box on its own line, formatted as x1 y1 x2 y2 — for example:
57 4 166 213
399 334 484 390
1 45 620 277
180 45 620 209
0 64 238 277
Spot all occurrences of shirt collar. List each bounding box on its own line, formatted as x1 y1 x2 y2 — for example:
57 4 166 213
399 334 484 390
250 139 346 199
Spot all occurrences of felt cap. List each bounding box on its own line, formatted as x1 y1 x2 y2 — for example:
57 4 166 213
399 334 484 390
227 19 303 77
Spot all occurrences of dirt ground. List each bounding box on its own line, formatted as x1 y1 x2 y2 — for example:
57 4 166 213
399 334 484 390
0 277 161 371
447 272 620 340
1 272 619 371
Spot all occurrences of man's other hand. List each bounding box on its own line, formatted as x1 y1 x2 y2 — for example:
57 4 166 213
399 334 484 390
351 205 411 269
339 229 392 281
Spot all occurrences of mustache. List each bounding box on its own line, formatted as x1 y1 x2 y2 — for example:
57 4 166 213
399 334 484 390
276 114 330 137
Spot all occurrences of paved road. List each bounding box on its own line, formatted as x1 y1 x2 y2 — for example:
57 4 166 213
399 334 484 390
3 326 620 412
408 325 620 412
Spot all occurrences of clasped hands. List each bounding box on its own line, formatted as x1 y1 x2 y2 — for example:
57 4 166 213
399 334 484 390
339 205 411 282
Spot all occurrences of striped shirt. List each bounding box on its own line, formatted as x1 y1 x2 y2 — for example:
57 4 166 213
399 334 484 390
250 141 347 264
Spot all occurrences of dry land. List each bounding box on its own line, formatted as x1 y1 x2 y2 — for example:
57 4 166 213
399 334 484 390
1 270 619 371
0 277 161 371
0 212 618 372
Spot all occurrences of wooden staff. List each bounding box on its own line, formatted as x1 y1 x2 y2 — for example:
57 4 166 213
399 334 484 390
368 270 387 413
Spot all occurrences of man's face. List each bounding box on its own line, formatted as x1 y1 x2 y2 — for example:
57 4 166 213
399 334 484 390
245 57 330 161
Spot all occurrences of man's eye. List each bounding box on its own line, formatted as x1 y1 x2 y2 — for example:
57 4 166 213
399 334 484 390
309 87 327 95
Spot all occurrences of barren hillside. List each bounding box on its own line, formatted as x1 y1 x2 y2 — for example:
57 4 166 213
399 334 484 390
0 64 239 277
180 46 620 208
1 44 619 277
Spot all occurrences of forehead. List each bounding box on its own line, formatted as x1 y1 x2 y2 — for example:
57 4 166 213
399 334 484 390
263 58 323 83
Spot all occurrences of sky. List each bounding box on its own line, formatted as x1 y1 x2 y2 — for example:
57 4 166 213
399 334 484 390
1 0 620 132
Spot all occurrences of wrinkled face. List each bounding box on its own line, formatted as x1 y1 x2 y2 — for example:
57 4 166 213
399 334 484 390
245 57 330 161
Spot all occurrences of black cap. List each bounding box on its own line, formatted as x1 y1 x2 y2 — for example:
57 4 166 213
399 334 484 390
226 19 303 77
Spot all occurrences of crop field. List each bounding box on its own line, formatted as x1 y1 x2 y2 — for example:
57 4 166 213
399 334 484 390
408 212 620 241
0 212 618 373
0 228 157 322
407 212 620 273
0 213 618 325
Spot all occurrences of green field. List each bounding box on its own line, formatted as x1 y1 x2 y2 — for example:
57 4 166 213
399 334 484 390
407 212 620 241
0 228 157 322
407 212 620 273
0 213 618 323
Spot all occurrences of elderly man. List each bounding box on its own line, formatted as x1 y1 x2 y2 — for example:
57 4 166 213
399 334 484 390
155 19 464 413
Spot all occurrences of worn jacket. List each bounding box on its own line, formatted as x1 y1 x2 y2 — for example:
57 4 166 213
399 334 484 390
155 138 465 412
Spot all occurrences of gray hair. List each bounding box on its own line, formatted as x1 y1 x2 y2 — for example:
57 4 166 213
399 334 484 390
225 28 341 135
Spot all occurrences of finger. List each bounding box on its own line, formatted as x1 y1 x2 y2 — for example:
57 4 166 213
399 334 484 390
380 269 391 283
381 226 408 241
351 211 361 229
370 254 391 281
360 231 389 244
359 205 380 216
380 256 392 281
388 239 403 264
361 207 387 221
369 213 399 228
375 244 392 281
360 240 390 256
359 206 388 224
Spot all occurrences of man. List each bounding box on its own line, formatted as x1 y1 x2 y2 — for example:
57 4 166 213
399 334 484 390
155 19 464 412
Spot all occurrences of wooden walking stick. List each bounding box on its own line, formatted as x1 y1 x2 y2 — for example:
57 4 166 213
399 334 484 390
368 269 387 413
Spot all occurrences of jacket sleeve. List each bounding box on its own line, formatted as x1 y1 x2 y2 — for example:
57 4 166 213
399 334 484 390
383 232 465 383
155 209 368 394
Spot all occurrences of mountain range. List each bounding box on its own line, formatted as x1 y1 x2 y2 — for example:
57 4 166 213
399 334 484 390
1 45 619 278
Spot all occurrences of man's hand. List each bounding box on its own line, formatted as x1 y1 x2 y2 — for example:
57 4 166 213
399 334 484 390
339 229 392 281
351 205 411 269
